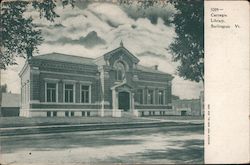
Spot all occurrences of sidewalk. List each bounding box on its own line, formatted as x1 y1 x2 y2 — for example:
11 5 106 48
140 117 204 124
0 119 203 137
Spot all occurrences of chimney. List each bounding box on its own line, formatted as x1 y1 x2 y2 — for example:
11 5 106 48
154 65 158 70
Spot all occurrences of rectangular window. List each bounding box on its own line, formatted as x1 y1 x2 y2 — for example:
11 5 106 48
87 111 90 116
46 83 57 102
147 89 154 104
64 84 74 103
158 90 164 105
71 111 74 117
47 111 51 117
136 89 143 104
81 85 90 103
65 111 69 117
53 111 57 117
82 111 85 117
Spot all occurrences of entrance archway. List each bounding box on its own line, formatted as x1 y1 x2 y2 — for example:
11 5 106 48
118 91 130 111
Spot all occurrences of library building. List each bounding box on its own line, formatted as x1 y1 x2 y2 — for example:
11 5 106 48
19 42 174 117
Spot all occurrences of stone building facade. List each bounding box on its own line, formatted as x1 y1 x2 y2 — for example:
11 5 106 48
19 43 174 117
172 99 202 116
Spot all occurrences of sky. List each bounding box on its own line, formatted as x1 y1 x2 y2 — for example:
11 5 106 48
1 2 203 99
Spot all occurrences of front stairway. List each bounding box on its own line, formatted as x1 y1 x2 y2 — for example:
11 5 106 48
121 111 136 118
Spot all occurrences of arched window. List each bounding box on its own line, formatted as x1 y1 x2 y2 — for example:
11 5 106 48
114 61 126 81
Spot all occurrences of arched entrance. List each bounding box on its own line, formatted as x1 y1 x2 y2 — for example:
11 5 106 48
118 91 130 111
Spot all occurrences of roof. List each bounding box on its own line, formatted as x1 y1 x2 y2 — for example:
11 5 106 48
1 93 20 107
137 65 168 74
31 51 172 76
102 46 140 64
32 52 96 65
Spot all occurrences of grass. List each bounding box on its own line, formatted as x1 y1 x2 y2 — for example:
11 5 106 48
0 116 204 128
144 115 204 120
0 117 146 128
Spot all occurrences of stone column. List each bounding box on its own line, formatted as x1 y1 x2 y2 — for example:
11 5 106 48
98 66 105 117
116 91 118 110
131 92 135 112
112 89 116 110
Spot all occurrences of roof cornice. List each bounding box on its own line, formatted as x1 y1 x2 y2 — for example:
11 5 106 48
103 46 140 64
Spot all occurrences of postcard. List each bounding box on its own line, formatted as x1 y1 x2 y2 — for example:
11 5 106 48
0 0 249 164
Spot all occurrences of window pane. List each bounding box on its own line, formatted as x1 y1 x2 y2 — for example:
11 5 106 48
70 90 73 102
115 62 126 81
118 70 122 80
158 91 164 105
82 85 89 90
47 111 51 117
65 91 68 102
47 83 56 89
86 91 89 102
148 90 154 104
47 89 51 102
65 84 74 103
81 85 90 103
136 89 143 104
65 84 73 89
52 89 56 102
46 83 56 102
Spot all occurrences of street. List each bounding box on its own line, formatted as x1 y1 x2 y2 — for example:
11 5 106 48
1 124 203 164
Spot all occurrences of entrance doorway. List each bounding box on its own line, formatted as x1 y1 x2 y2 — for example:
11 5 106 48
118 91 130 111
181 110 187 116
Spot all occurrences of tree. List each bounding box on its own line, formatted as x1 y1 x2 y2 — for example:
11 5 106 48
169 0 204 83
0 0 74 70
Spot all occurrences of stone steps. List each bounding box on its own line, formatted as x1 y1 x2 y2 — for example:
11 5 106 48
121 111 135 118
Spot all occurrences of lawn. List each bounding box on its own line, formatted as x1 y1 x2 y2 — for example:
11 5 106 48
0 116 147 128
144 115 204 120
0 116 203 128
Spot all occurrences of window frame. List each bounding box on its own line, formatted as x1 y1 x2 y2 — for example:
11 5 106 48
147 89 154 104
53 111 57 117
45 82 58 103
47 111 51 117
63 82 75 103
80 84 91 103
158 90 164 105
114 61 127 81
136 89 144 104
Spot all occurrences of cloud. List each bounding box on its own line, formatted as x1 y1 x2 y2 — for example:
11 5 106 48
120 3 176 26
137 51 166 59
87 3 134 27
46 31 106 48
1 2 203 99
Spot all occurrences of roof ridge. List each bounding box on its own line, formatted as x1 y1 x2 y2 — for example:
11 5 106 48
34 52 95 60
137 65 169 74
